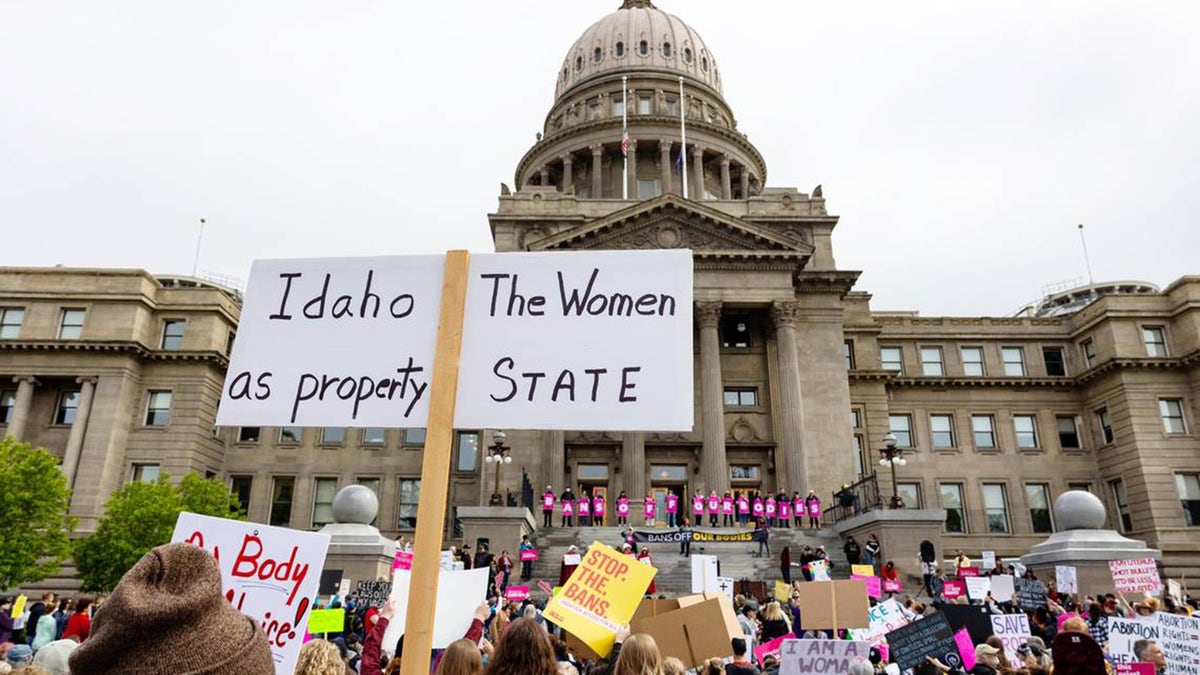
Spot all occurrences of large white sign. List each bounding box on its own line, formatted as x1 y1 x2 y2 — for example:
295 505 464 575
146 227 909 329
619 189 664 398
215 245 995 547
216 251 693 431
382 567 490 651
1056 565 1078 594
849 598 909 645
779 640 873 675
172 513 331 675
990 614 1032 664
691 554 720 594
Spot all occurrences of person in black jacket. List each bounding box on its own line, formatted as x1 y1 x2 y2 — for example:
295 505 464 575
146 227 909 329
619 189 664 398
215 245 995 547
843 536 862 566
560 487 575 527
678 516 692 557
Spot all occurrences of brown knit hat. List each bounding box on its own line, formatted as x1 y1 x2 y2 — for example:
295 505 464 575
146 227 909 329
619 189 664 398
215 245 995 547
69 542 274 675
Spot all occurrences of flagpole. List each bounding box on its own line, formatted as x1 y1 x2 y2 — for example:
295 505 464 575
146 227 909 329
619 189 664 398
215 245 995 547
192 217 206 277
622 76 629 200
679 77 688 199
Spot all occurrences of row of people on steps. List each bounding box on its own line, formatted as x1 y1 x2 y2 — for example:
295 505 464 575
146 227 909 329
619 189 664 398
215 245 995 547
541 486 823 529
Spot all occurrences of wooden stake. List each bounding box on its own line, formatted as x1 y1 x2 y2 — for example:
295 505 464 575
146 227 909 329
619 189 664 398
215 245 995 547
400 250 470 675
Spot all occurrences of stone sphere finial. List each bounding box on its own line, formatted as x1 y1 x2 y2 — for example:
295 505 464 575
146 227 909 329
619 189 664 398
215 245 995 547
331 485 379 525
1053 490 1106 531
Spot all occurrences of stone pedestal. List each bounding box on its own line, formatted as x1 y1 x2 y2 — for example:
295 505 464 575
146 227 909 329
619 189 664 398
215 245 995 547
457 506 537 557
835 508 946 587
318 486 398 591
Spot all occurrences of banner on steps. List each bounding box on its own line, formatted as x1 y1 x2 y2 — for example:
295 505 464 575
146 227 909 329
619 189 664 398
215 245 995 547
631 529 767 544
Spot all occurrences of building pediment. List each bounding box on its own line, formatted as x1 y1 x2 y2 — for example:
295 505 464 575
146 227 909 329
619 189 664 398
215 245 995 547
529 195 814 261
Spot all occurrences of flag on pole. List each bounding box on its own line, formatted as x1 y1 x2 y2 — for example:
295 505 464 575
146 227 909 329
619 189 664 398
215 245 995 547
621 131 630 157
674 149 683 174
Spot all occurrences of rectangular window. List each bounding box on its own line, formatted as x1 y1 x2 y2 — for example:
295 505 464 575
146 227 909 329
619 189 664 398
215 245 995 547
578 464 609 480
397 478 420 529
1110 478 1132 532
1067 482 1093 493
650 465 687 481
982 483 1010 533
1175 474 1200 526
161 320 185 350
1143 327 1168 357
226 331 236 356
1097 408 1114 444
889 414 913 448
930 414 955 449
58 309 86 340
270 477 295 528
1001 347 1026 376
320 428 345 445
853 435 865 478
132 463 160 483
961 347 985 377
575 184 591 199
972 415 996 448
723 388 757 407
721 317 751 348
238 427 261 443
664 97 678 115
55 390 80 425
230 475 253 513
1082 338 1096 368
731 465 761 480
144 391 172 427
361 428 385 445
897 482 923 509
920 347 944 377
1160 399 1187 434
312 478 338 527
611 100 625 118
1013 415 1039 449
844 341 855 370
850 409 862 429
638 96 652 114
0 390 15 424
279 427 302 444
456 432 479 472
405 428 427 446
0 308 24 339
939 483 967 533
880 347 903 374
1042 347 1067 377
1056 416 1081 449
1026 483 1053 533
637 179 662 199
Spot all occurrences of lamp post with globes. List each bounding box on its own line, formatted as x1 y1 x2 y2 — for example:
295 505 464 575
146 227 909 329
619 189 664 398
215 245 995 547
879 433 908 509
485 430 512 506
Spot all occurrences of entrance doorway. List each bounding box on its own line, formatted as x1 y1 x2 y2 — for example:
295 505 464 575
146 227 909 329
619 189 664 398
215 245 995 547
589 485 608 526
649 464 689 527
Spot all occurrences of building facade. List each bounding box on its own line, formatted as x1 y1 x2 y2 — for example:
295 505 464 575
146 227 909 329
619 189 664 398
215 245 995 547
2 0 1197 578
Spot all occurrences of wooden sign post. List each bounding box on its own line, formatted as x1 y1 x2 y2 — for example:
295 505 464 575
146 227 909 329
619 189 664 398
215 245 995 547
400 251 469 675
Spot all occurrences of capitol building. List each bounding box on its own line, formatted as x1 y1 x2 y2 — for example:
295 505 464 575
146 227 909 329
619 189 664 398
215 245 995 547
1 0 1197 580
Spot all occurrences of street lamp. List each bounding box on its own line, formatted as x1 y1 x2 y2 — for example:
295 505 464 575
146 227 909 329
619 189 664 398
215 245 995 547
878 433 908 509
484 430 512 506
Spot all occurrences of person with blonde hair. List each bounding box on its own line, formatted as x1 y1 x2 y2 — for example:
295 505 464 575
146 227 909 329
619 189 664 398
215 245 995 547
434 639 483 675
759 601 791 642
295 640 350 675
662 657 686 675
610 633 664 675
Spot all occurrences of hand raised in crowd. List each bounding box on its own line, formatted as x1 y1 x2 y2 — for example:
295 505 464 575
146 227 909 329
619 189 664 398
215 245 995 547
615 623 632 645
474 601 492 622
380 599 395 621
479 637 494 657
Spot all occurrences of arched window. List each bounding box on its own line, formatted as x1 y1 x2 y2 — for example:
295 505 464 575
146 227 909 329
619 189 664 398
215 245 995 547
639 40 649 56
684 47 693 63
616 41 625 57
662 42 672 58
701 57 709 72
593 47 603 63
576 56 584 72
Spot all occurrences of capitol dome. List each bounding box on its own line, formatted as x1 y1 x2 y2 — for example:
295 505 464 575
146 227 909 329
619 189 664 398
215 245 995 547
556 0 722 101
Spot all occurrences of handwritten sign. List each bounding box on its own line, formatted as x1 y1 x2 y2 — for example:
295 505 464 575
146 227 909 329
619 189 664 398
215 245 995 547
885 612 961 671
966 576 991 601
1154 612 1200 673
382 567 489 651
778 639 872 675
354 580 392 608
307 609 344 634
990 614 1031 663
850 598 909 645
990 574 1015 603
1056 565 1077 594
1108 618 1159 664
543 541 657 656
172 512 331 675
216 251 694 431
1109 558 1162 594
981 551 996 569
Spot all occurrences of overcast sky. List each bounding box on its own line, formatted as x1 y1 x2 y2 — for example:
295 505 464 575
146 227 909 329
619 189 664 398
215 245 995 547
2 1 1197 315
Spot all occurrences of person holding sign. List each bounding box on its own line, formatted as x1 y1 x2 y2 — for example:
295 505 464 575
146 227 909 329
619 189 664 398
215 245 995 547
577 490 592 527
665 491 679 527
778 491 791 529
643 492 655 527
616 491 630 526
593 493 606 527
637 549 657 595
792 491 804 528
519 535 536 581
753 493 765 521
692 490 705 524
560 487 576 527
737 491 751 527
722 492 735 527
765 494 777 527
542 486 556 528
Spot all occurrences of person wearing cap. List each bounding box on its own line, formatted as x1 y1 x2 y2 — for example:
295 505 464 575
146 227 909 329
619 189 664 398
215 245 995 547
5 644 34 672
926 643 1001 674
737 602 759 652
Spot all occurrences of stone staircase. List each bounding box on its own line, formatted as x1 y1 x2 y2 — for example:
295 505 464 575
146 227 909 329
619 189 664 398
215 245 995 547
528 525 851 596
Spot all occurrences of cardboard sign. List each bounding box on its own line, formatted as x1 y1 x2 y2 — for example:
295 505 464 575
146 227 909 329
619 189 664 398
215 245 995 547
632 595 740 670
1108 618 1159 663
883 579 903 594
943 579 966 600
851 565 874 577
172 512 331 675
393 551 413 571
354 580 392 608
690 554 719 594
505 586 530 602
520 549 539 562
885 611 961 671
778 639 872 675
942 604 995 645
990 614 1032 663
216 251 694 431
850 598 909 645
1109 558 1162 594
307 609 344 634
954 628 976 670
1056 565 1078 594
965 576 991 601
793 579 870 631
382 567 489 651
990 574 1015 603
543 541 657 656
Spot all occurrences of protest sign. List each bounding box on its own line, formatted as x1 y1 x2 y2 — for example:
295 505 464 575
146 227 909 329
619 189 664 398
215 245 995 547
216 251 694 431
382 567 489 651
543 541 657 656
778 639 872 675
505 586 530 602
884 579 903 594
1115 665 1155 675
11 595 26 619
1056 565 1078 594
338 579 351 597
806 559 831 582
793 579 870 631
318 570 342 596
354 581 392 608
754 635 787 665
564 553 582 566
850 598 909 645
954 629 976 670
1108 618 1159 663
990 574 1015 602
943 579 966 600
982 551 996 569
172 512 331 675
1154 612 1200 674
394 551 413 571
884 612 962 671
307 609 344 634
1109 558 1162 594
942 604 995 645
775 580 791 601
440 551 456 571
690 555 719 594
958 566 981 578
711 576 736 603
632 594 739 670
520 549 538 562
1168 578 1182 599
965 576 991 601
990 614 1032 663
850 574 882 599
851 565 874 577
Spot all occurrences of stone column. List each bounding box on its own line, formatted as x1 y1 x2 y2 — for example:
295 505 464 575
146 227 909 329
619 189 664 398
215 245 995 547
691 146 705 200
538 165 550 187
720 156 732 200
544 430 566 492
696 302 729 494
561 153 574 194
626 139 638 199
623 432 646 498
740 167 751 199
590 144 604 198
771 301 807 492
659 141 673 195
61 376 97 487
8 376 37 440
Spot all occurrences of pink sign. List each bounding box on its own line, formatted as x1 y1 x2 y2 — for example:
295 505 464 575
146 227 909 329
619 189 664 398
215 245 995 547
958 567 981 578
943 580 967 599
520 549 538 561
536 580 554 595
753 635 787 664
617 498 630 516
542 494 554 510
779 502 791 519
505 586 529 602
1115 664 1155 675
883 579 903 594
562 502 574 516
807 501 821 518
722 497 734 515
666 494 678 513
852 574 882 599
954 628 976 670
1109 558 1162 594
393 551 413 571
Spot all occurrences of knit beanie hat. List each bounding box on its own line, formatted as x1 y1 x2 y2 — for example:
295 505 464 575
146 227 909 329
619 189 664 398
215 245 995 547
69 542 274 675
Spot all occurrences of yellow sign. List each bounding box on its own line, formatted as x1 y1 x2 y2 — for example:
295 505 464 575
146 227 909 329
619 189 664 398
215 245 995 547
11 595 27 619
543 541 657 657
307 608 344 634
852 564 875 577
775 581 791 601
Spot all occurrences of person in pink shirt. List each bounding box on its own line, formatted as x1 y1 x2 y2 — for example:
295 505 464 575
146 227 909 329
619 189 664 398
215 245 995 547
643 492 656 527
692 490 705 524
792 491 805 528
721 492 735 527
577 490 591 527
765 494 777 527
752 493 765 521
541 486 555 528
707 491 720 527
616 491 630 526
592 492 606 527
737 491 750 527
805 490 822 529
665 491 679 527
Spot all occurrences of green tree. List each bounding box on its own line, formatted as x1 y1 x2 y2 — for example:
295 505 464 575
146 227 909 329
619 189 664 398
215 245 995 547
0 437 77 589
74 471 243 592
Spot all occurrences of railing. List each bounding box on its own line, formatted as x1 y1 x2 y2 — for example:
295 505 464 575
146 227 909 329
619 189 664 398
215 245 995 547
821 472 883 526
